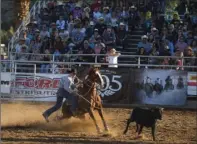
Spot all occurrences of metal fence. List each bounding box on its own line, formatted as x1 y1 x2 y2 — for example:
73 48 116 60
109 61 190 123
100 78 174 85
2 53 197 74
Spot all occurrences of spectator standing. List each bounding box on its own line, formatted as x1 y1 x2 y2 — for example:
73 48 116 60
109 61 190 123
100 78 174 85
106 48 121 68
116 22 128 49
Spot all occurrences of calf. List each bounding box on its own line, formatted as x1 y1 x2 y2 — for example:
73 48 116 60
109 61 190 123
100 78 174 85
123 107 163 141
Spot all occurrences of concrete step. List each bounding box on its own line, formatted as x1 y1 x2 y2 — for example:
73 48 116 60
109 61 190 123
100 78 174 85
131 31 145 35
127 40 140 44
127 43 138 48
123 48 138 53
119 60 137 64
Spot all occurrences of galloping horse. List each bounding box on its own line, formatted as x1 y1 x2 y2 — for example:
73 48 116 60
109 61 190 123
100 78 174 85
59 67 109 133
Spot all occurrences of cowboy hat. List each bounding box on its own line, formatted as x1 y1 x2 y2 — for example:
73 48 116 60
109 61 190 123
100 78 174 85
103 7 109 10
141 35 148 39
84 7 91 12
120 22 125 26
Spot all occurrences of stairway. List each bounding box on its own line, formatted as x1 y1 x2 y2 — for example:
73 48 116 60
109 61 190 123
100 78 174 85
118 28 145 64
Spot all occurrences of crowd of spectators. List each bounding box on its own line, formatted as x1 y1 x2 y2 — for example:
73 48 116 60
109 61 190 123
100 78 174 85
137 1 197 70
12 0 197 73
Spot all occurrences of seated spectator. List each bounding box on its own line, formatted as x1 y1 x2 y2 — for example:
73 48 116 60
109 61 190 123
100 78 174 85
72 4 83 19
106 48 121 68
40 49 51 73
20 31 31 46
53 48 61 61
102 26 116 47
56 16 66 30
15 38 26 53
191 39 197 54
116 22 128 49
16 45 28 61
49 23 58 35
160 27 168 41
158 39 170 56
149 45 159 65
83 7 91 19
71 26 85 49
93 7 102 22
40 25 50 40
175 36 188 52
120 7 129 29
94 36 105 54
102 7 111 25
91 0 102 12
85 21 95 39
81 40 95 62
137 35 152 53
67 14 75 34
137 47 148 66
128 5 140 31
53 36 64 54
59 28 69 41
148 27 159 40
184 46 195 67
89 28 100 48
94 17 107 36
40 36 50 53
167 24 177 44
187 31 194 45
110 11 118 31
170 13 181 26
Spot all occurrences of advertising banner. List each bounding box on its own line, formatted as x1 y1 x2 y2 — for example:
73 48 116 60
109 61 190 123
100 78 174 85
98 68 130 104
11 74 67 102
132 69 187 106
187 72 197 96
1 72 11 93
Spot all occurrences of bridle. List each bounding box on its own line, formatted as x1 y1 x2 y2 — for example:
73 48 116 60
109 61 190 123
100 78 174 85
73 70 103 108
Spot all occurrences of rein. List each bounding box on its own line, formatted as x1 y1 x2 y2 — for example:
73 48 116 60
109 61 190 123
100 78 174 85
74 76 101 109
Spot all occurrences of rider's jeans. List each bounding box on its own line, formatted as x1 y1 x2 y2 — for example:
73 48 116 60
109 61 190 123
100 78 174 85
44 88 78 117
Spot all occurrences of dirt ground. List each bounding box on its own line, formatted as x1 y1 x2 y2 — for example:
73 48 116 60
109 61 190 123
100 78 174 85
1 103 197 144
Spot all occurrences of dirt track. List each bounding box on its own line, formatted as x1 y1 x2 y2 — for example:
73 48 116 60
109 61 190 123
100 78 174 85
1 103 197 144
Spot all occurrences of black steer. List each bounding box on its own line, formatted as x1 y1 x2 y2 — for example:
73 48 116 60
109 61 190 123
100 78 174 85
123 107 163 141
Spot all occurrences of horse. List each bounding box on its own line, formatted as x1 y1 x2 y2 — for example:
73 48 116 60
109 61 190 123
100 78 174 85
58 67 109 133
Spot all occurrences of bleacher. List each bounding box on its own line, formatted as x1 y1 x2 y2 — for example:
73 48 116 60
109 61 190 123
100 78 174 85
6 0 197 73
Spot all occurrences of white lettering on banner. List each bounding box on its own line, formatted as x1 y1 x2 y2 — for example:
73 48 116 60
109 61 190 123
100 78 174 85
11 74 66 98
187 72 197 96
98 75 122 97
1 72 11 93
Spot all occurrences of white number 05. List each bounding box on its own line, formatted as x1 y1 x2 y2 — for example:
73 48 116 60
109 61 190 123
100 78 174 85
101 75 122 92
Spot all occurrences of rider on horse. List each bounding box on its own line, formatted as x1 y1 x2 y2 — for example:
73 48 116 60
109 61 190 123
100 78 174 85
42 68 79 122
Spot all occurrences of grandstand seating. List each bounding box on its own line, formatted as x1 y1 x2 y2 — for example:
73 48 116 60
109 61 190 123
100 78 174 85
6 0 197 73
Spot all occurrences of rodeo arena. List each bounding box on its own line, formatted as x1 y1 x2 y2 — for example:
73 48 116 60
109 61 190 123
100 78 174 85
1 0 197 143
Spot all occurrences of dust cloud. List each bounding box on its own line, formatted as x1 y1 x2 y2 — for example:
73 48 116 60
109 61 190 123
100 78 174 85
1 103 119 136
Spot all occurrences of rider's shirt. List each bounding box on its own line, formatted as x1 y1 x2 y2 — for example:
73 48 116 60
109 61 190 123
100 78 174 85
59 75 75 93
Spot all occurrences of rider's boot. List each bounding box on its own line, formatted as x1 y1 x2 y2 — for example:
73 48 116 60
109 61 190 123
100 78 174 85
42 112 49 122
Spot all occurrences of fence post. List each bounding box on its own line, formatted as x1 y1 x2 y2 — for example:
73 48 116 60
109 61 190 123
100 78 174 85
33 64 37 102
52 55 55 74
138 56 140 69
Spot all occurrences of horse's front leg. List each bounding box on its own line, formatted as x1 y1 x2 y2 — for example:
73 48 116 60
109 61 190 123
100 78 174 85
97 108 109 132
88 108 101 133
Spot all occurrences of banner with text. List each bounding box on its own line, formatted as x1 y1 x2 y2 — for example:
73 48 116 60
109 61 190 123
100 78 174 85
131 69 187 106
187 72 197 96
11 74 67 101
1 72 11 94
98 68 130 104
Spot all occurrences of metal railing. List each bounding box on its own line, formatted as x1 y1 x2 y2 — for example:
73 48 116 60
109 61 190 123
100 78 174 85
2 53 197 73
